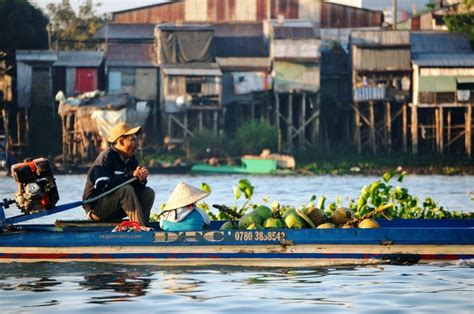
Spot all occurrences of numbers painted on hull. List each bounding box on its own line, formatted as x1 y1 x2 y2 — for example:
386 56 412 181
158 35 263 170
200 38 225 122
234 231 286 242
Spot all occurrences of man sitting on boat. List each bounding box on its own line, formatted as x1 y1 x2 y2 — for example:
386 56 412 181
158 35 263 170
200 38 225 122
82 123 155 228
160 182 210 231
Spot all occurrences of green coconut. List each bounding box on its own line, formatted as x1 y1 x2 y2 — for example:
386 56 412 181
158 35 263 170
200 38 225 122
220 221 237 230
330 207 354 226
247 223 264 230
284 213 305 229
238 213 263 229
317 222 336 229
358 218 380 229
253 205 272 221
263 217 284 229
302 206 326 227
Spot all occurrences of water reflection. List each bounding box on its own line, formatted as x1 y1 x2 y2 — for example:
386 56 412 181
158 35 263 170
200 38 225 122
16 277 62 292
80 271 152 304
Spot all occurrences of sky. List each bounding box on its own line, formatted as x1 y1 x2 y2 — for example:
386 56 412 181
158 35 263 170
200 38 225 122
30 0 433 15
30 0 169 14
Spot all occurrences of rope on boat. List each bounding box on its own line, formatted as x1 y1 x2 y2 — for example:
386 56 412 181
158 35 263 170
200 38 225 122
83 177 137 205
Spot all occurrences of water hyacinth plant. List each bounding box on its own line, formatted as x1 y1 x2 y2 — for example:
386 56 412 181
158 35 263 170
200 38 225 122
204 171 473 229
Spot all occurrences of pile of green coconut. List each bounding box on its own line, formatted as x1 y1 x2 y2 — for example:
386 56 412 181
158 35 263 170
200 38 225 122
220 204 380 230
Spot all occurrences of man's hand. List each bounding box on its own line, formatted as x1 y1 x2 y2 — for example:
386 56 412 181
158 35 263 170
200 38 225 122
133 166 149 182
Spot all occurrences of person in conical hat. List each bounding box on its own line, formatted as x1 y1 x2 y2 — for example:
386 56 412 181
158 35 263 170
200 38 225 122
160 182 211 231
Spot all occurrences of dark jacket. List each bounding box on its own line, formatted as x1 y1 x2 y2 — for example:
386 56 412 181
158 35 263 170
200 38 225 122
82 146 146 212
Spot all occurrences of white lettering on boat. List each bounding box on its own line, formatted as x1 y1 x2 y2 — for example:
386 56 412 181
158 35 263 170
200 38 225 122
234 231 286 242
154 231 226 243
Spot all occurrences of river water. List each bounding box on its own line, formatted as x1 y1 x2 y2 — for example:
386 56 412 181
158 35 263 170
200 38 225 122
0 174 473 312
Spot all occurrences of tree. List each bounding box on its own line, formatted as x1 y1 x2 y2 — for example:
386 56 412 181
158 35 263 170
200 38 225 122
47 0 104 50
443 0 474 48
0 0 48 65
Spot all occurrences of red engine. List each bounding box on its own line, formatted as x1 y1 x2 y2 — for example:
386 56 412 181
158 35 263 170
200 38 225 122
11 158 59 214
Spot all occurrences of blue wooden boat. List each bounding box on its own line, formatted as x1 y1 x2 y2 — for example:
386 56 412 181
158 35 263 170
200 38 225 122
1 219 473 267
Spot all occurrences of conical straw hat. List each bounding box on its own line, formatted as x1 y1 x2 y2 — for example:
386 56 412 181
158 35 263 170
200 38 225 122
163 182 210 211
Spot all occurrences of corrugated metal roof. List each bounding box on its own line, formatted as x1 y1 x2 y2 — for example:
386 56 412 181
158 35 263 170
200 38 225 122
106 43 157 67
213 23 263 37
351 30 410 47
273 25 317 39
410 32 472 54
93 23 155 40
412 53 474 67
158 23 214 31
16 50 57 62
270 20 320 39
54 51 104 67
161 63 222 76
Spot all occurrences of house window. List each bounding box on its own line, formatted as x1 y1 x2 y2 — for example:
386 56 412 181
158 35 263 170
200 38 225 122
186 82 202 94
109 71 122 92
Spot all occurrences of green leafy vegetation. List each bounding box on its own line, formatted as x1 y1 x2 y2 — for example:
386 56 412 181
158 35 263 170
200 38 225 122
184 171 474 230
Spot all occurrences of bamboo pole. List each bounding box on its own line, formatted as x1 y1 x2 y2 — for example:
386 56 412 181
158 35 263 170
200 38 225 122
355 102 361 154
402 102 407 153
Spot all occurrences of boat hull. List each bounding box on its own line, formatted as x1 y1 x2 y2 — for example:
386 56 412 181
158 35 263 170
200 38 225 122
1 219 473 266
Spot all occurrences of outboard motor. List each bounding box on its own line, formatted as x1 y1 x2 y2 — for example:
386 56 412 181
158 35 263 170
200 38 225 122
11 158 59 214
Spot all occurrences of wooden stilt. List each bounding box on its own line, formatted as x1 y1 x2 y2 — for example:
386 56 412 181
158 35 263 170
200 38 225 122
314 94 320 144
25 107 30 153
386 102 392 153
250 103 255 121
300 94 306 147
167 114 172 141
434 108 439 152
439 106 444 153
447 110 451 153
411 104 418 154
466 105 472 158
354 102 361 154
198 111 203 130
213 110 218 133
369 101 376 153
288 93 293 151
275 94 281 152
402 102 407 153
